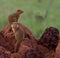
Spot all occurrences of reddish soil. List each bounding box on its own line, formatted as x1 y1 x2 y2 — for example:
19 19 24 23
0 23 38 58
55 40 60 58
38 27 59 58
0 25 59 58
38 27 59 51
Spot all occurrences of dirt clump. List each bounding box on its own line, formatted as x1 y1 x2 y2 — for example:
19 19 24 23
38 27 59 58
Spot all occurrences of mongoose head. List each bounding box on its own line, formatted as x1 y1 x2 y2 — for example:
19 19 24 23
16 9 24 15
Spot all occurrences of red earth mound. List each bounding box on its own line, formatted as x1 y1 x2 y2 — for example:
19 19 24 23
38 27 59 58
0 26 60 58
55 40 60 58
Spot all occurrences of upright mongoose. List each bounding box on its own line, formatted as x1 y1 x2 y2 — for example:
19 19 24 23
11 22 24 52
4 9 23 35
8 10 23 24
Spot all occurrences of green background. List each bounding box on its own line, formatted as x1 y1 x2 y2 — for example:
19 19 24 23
0 0 60 38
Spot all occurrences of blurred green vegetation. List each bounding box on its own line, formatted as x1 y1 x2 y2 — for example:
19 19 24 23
0 0 60 38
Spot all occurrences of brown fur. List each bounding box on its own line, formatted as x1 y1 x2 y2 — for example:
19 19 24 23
8 10 23 24
11 22 24 52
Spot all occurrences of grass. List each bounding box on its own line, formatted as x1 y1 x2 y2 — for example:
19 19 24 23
0 0 60 38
